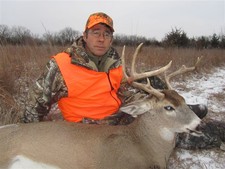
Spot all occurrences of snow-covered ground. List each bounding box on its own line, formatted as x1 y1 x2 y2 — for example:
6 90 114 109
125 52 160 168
168 66 225 169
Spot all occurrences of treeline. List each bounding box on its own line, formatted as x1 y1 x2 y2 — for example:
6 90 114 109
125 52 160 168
0 25 224 49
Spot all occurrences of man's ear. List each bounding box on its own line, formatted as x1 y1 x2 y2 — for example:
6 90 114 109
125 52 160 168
83 32 87 42
110 36 113 45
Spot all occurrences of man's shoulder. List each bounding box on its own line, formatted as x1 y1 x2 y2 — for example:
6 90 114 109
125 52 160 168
53 52 70 58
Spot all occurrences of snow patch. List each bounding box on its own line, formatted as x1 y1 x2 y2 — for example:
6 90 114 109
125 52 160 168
169 66 225 169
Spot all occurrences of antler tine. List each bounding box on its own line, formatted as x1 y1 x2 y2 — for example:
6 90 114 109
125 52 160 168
122 43 172 100
132 79 165 100
131 43 173 82
131 43 143 77
165 56 202 90
121 43 144 83
121 45 129 82
122 43 173 83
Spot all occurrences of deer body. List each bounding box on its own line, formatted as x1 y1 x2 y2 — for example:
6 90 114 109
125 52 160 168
0 44 202 169
0 90 201 169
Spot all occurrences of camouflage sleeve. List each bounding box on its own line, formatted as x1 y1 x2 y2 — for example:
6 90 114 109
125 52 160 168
21 59 68 123
118 76 168 105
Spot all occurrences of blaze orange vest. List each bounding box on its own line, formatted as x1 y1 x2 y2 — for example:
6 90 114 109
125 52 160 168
54 52 123 122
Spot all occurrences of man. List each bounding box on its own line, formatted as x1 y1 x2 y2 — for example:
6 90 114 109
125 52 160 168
22 12 122 123
22 12 207 124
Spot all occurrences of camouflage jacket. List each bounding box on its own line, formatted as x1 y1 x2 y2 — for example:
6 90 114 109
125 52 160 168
22 37 122 123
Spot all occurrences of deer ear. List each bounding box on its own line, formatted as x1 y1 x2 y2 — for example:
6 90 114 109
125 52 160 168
119 101 152 117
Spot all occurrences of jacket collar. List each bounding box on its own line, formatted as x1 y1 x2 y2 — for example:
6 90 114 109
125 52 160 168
64 36 121 72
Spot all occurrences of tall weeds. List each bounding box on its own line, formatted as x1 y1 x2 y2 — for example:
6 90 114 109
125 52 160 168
0 45 64 124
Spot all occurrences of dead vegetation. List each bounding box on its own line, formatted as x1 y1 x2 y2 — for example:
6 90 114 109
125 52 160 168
0 44 225 125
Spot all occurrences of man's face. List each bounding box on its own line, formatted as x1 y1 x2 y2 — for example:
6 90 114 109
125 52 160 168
83 24 113 57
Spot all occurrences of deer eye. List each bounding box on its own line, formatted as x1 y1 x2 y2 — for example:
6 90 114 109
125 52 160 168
164 106 175 111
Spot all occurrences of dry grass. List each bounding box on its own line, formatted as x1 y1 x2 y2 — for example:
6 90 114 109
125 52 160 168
0 45 64 92
0 45 65 125
0 44 225 125
117 45 225 73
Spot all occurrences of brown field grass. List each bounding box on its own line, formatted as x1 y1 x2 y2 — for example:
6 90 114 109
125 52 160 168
0 44 225 125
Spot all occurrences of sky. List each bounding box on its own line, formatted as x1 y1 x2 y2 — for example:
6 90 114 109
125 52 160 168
0 0 224 40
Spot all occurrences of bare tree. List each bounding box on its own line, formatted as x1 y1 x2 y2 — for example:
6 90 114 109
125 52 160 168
10 26 32 45
0 25 11 45
58 27 81 45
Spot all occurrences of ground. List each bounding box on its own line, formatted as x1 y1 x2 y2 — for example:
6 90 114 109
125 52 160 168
168 66 225 169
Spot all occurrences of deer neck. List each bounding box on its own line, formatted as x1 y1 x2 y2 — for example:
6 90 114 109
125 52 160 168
132 114 176 166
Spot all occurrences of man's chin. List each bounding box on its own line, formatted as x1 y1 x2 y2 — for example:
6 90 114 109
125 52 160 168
93 51 106 57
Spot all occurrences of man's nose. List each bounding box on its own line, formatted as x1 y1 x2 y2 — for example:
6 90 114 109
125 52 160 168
98 33 106 41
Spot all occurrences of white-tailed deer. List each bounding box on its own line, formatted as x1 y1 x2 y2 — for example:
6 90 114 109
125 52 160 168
0 44 201 169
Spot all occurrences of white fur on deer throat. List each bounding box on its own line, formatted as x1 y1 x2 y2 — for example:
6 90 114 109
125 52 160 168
159 127 175 141
159 115 201 141
9 155 60 169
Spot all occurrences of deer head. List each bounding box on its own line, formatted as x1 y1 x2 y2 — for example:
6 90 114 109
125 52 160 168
120 43 202 138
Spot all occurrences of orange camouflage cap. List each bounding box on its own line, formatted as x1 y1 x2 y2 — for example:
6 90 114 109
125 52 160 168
85 12 114 32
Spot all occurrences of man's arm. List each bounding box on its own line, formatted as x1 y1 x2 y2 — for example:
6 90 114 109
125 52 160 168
21 59 68 123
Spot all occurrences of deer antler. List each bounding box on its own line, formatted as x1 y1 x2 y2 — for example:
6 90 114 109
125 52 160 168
122 43 203 100
122 43 172 100
164 56 202 90
122 43 172 83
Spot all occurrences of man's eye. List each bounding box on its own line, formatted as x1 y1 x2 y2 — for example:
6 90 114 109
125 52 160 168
104 32 110 37
93 31 100 35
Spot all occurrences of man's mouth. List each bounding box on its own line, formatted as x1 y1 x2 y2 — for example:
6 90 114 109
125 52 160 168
95 46 105 49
